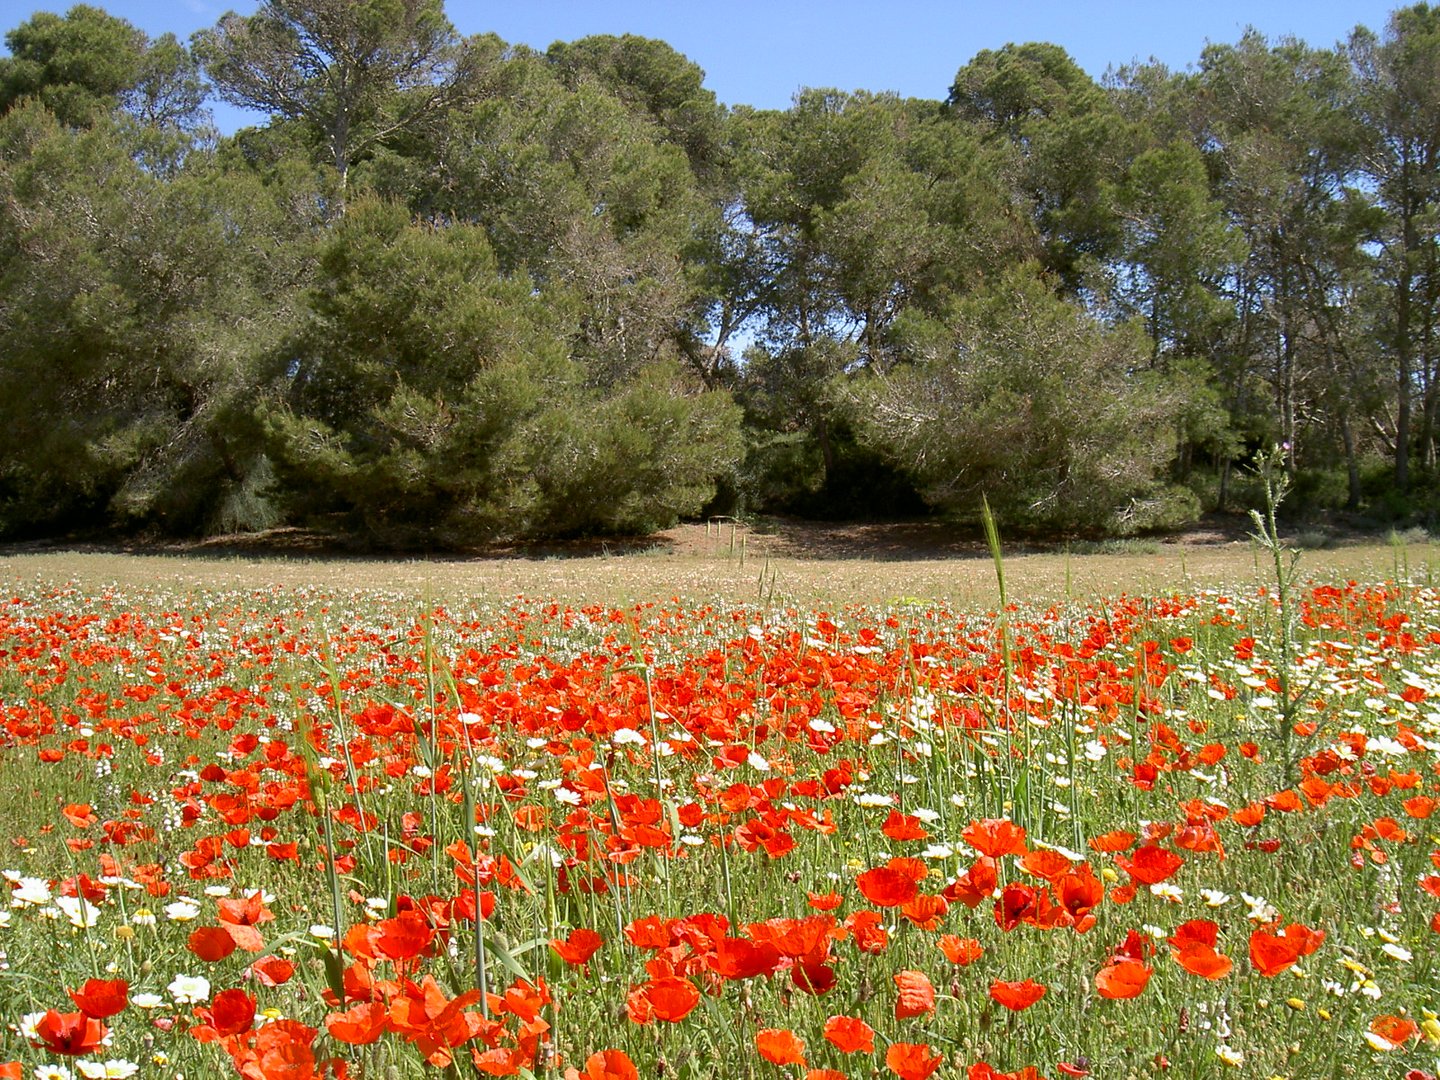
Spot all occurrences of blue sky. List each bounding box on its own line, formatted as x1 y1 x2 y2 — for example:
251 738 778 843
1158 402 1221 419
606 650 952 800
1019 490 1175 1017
3 1 1406 133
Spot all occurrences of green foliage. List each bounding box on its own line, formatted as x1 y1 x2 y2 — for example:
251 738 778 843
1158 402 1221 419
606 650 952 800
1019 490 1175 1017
0 5 207 137
264 199 740 544
3 4 1439 543
0 5 145 126
949 42 1131 289
853 268 1197 534
192 0 489 189
545 34 726 181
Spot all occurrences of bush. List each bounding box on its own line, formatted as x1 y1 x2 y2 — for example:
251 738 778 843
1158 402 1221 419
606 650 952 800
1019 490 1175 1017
852 268 1198 535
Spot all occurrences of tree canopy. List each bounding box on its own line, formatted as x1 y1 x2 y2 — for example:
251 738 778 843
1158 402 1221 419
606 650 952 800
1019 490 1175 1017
1 2 1437 545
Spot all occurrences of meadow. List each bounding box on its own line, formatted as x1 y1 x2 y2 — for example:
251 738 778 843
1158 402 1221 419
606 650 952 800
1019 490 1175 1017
1 530 1438 1080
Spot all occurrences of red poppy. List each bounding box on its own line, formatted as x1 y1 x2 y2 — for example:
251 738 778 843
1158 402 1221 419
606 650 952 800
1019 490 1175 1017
1095 960 1152 1000
945 857 998 908
566 1050 639 1080
969 1066 1046 1080
886 1042 943 1080
62 804 97 829
204 988 257 1038
249 955 296 987
709 937 781 980
1089 830 1137 853
32 1011 108 1056
1282 922 1325 957
1018 849 1074 881
1168 919 1219 952
1055 868 1104 920
882 810 929 841
792 958 838 995
325 1001 388 1045
217 892 274 927
629 976 699 1023
823 1015 875 1054
67 978 128 1019
844 910 889 954
1248 929 1302 977
756 1029 806 1067
894 970 936 1019
374 910 436 961
1404 796 1436 819
994 883 1038 932
1114 844 1183 885
550 927 603 966
988 979 1047 1012
900 893 948 931
807 891 843 911
188 925 238 962
938 935 984 965
1370 1015 1420 1047
963 819 1027 859
856 866 919 908
1174 945 1233 980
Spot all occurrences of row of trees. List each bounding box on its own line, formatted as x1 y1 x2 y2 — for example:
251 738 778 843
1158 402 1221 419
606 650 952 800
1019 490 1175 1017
1 1 1437 544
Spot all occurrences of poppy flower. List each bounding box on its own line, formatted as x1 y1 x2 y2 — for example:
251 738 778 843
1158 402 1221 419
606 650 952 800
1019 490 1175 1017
550 927 603 966
969 1066 1046 1080
67 978 128 1019
756 1028 806 1066
32 1010 108 1056
1112 929 1155 962
204 988 257 1037
900 893 948 931
945 857 998 908
856 866 919 908
938 935 984 965
1370 1015 1420 1048
989 979 1047 1012
1168 919 1219 952
1282 922 1325 957
1089 830 1137 853
566 1050 639 1080
248 955 296 987
994 883 1039 932
1018 849 1074 881
188 925 238 962
1055 868 1104 920
374 910 436 961
823 1015 875 1054
1248 929 1302 977
1114 844 1183 885
963 818 1027 859
326 1001 388 1045
792 958 838 995
1095 959 1152 1000
886 1042 943 1080
1174 945 1233 979
630 976 699 1023
882 810 929 841
894 970 936 1019
709 938 781 980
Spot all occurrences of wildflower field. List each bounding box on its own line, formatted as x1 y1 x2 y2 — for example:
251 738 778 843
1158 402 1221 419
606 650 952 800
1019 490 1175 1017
2 543 1440 1080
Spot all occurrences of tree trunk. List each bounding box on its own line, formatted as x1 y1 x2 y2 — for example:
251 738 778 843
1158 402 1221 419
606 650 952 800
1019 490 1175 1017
1340 411 1360 511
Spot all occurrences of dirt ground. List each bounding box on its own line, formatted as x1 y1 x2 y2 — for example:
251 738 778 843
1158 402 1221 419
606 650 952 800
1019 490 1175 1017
1 514 1433 608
